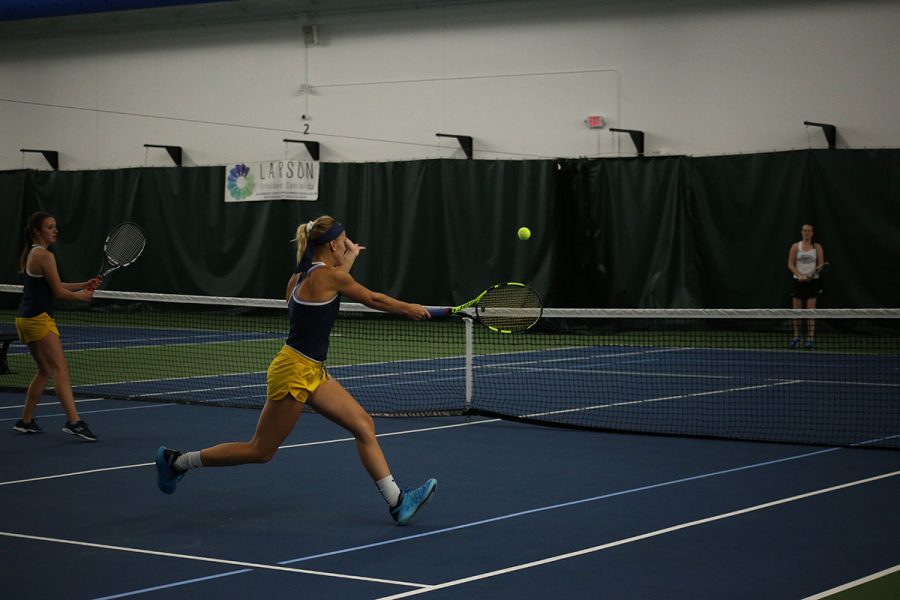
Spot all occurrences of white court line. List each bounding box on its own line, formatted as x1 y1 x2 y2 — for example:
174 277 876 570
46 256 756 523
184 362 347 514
0 531 427 589
802 563 900 599
520 380 803 419
279 418 500 450
0 402 174 423
0 418 498 487
1 462 154 486
93 569 253 600
58 333 278 352
794 378 900 389
101 365 462 399
76 369 267 388
0 397 107 410
376 470 900 599
0 396 110 410
132 382 265 398
494 364 739 380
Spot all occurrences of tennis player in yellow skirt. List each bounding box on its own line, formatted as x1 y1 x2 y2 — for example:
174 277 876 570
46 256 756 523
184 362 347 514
14 212 101 441
157 216 438 525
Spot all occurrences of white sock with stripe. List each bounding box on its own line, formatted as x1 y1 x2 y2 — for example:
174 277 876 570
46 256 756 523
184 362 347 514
173 451 203 473
376 474 402 507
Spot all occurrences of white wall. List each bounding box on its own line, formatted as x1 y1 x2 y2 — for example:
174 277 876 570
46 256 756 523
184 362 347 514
1 0 898 170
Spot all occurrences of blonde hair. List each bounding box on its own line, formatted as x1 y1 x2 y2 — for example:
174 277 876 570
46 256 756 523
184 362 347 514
294 215 337 263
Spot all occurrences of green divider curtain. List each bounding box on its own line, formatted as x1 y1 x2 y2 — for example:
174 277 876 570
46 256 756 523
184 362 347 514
2 149 899 308
690 151 812 308
805 150 900 308
0 170 30 309
551 157 701 308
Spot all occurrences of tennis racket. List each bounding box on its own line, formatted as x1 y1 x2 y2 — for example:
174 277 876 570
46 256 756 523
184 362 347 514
428 282 543 333
97 222 146 278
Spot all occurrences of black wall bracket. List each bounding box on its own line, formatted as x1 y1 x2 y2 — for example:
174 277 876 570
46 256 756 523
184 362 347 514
803 121 837 149
284 138 320 161
20 148 59 170
436 133 473 159
144 144 183 166
609 128 645 156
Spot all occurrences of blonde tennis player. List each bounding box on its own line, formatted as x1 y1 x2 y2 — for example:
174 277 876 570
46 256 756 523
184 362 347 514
156 215 437 525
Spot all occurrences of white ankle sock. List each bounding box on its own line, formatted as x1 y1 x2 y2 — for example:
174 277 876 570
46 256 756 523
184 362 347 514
173 451 203 473
375 474 401 507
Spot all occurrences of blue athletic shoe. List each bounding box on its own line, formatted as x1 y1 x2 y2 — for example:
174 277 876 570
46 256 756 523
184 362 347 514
790 336 800 349
390 478 437 525
155 446 184 495
805 338 814 350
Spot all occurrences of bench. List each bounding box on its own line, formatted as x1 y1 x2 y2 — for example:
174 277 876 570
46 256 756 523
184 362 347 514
1 331 18 374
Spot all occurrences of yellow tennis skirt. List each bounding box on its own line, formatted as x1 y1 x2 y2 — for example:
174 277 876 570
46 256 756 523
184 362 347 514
266 345 329 403
15 312 60 344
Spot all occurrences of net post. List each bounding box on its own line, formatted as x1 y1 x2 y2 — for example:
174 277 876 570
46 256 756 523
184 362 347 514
464 316 474 414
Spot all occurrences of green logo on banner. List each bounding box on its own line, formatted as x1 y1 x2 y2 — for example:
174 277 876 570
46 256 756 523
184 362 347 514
227 163 255 200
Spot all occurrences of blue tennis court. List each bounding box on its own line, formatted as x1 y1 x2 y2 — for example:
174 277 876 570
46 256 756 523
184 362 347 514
12 324 885 448
1 390 898 599
2 305 898 597
5 315 898 447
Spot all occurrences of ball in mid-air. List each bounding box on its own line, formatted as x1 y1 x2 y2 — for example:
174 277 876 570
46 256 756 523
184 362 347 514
517 226 531 241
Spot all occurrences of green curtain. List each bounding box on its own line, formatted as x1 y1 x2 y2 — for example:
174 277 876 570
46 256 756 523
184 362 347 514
0 170 29 309
551 157 701 308
805 150 900 308
2 150 898 308
690 151 811 308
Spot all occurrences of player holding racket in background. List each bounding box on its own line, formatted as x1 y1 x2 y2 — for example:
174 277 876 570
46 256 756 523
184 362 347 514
13 212 102 440
156 215 438 525
787 223 826 350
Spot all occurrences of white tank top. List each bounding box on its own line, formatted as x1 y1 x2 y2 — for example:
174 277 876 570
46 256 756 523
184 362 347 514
795 242 817 279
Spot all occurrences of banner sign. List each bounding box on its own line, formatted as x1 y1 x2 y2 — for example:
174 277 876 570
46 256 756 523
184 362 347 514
224 160 319 202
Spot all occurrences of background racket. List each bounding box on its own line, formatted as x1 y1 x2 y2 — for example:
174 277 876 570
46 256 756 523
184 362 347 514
428 282 543 333
98 222 146 278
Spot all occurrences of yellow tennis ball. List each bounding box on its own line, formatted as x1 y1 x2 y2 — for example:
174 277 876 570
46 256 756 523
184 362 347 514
517 227 531 240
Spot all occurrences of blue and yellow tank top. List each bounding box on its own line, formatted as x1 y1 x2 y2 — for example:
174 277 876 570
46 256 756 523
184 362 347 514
17 247 55 318
285 263 340 362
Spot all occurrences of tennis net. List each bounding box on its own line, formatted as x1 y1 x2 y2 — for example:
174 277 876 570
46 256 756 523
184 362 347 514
1 285 898 449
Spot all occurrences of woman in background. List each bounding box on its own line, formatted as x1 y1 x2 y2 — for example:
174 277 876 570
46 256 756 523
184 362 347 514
14 212 100 440
787 223 825 350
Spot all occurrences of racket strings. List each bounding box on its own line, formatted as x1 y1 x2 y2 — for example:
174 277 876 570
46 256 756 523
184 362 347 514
478 285 542 331
106 224 146 265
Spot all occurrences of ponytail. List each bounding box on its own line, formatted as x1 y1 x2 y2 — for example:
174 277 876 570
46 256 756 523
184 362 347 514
294 216 340 263
19 212 52 272
294 221 313 264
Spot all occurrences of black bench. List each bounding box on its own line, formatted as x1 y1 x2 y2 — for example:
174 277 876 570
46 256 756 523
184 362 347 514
1 331 18 374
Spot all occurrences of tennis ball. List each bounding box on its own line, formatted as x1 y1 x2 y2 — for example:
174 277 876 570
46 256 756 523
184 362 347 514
517 227 531 241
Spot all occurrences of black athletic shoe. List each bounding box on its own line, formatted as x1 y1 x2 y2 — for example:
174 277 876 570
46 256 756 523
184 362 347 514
63 420 98 441
13 419 43 434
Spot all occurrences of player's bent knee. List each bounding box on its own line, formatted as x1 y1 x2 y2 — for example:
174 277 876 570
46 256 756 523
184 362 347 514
354 414 377 442
254 446 279 463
